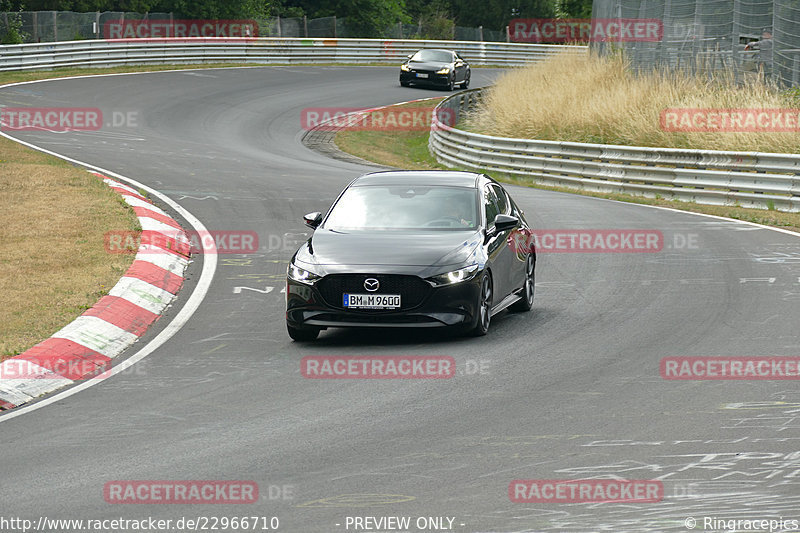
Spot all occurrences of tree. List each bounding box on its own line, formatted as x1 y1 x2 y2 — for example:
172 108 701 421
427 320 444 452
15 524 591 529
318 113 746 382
0 0 27 43
449 0 556 30
556 0 593 18
283 0 408 37
147 0 274 18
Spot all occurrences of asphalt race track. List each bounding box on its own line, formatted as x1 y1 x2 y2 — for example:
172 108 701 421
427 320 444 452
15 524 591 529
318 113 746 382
1 66 800 532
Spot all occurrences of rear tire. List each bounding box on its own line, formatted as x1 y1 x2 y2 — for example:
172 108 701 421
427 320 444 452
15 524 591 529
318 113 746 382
469 274 493 336
400 81 410 87
287 322 320 341
510 255 535 312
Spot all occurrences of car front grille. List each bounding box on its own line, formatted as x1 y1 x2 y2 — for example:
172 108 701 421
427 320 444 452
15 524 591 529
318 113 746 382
317 274 430 311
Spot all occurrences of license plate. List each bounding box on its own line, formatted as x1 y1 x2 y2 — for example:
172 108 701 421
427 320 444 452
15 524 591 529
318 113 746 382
343 293 401 309
416 73 429 78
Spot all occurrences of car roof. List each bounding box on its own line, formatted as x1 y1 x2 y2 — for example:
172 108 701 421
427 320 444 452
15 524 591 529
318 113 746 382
351 170 481 188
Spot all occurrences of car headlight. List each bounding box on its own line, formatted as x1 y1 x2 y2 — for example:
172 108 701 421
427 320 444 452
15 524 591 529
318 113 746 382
436 67 450 74
288 262 322 285
400 64 410 71
427 264 479 286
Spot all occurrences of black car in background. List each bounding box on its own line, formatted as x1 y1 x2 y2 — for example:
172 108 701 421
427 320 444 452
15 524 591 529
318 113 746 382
285 170 535 341
400 49 470 90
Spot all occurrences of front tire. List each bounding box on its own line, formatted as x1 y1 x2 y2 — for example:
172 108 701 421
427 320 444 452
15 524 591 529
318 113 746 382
447 75 455 91
469 273 493 336
287 322 320 341
461 72 470 89
510 255 535 312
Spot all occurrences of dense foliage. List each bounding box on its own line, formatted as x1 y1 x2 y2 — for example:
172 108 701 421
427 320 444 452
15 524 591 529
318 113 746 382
3 0 593 35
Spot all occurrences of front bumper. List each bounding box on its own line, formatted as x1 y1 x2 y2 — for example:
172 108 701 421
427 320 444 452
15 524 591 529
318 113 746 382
400 71 452 87
286 274 481 329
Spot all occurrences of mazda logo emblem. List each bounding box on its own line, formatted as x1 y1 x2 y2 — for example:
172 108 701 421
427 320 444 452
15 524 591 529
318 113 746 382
364 278 380 292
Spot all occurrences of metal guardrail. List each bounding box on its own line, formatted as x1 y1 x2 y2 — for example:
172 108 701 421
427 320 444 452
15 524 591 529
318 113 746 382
0 37 586 72
430 88 800 213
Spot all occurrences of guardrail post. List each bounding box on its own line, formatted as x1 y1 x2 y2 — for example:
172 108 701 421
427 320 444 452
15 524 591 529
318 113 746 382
333 16 337 38
52 11 57 42
303 15 307 38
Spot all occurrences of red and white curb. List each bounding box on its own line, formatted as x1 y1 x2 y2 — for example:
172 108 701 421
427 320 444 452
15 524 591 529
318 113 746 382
0 171 190 411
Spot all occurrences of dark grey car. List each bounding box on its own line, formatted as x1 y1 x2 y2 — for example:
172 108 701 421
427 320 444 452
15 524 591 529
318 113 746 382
285 170 535 341
399 49 470 90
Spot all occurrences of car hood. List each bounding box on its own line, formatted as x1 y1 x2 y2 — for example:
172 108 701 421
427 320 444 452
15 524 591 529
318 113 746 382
407 60 453 71
295 229 482 274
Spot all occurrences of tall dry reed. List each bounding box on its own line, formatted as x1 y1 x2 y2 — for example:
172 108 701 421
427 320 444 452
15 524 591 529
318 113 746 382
468 52 800 153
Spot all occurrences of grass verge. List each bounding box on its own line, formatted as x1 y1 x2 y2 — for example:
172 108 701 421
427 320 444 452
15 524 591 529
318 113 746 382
0 63 262 86
334 99 800 233
0 137 139 360
334 98 447 170
0 62 406 87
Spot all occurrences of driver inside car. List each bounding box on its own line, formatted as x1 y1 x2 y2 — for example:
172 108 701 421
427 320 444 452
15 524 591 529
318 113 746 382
441 197 473 227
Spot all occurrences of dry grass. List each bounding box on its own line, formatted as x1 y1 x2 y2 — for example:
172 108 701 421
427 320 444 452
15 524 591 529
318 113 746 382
0 137 139 359
468 52 800 153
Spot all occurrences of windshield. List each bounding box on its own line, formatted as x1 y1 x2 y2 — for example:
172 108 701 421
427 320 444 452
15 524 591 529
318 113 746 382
410 50 454 63
324 185 479 231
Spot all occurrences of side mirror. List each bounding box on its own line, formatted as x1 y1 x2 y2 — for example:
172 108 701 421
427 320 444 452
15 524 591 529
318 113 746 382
303 212 323 229
407 53 413 59
493 214 519 233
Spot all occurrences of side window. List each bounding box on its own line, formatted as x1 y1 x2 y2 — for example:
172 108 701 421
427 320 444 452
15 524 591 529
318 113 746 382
491 184 510 215
484 185 500 227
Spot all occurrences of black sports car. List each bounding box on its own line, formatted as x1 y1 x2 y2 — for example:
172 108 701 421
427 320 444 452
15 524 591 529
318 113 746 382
285 170 536 341
399 49 470 90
